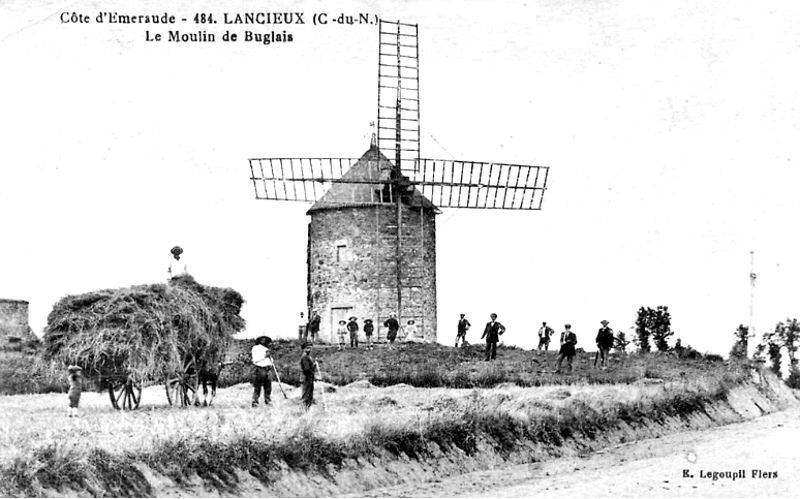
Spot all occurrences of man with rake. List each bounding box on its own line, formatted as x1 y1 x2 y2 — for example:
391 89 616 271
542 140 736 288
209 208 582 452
251 336 273 407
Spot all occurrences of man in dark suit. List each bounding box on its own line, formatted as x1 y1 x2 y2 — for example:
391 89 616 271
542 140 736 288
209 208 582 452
383 312 400 345
481 313 506 361
456 314 471 347
595 320 615 369
307 310 321 343
347 316 360 349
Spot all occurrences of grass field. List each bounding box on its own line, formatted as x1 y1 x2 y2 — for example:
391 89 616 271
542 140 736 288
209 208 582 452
0 339 725 395
219 339 728 389
0 342 751 497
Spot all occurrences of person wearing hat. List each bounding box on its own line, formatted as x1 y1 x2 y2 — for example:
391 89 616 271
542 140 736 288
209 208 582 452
66 365 83 417
299 342 317 409
481 313 506 361
168 245 188 279
537 322 555 351
403 319 420 343
456 314 471 348
307 310 321 343
251 336 273 407
595 320 615 369
383 312 400 345
554 324 578 373
297 311 308 343
347 316 360 349
363 319 375 350
336 320 348 351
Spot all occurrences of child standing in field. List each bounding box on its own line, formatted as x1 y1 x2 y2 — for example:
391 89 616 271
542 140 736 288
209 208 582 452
67 365 83 417
336 319 348 351
363 319 374 350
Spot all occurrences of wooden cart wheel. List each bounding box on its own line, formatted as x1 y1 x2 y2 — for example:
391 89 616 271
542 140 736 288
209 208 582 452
108 379 142 410
165 356 199 407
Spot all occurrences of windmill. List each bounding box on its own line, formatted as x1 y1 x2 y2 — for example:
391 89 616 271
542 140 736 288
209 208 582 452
248 20 550 343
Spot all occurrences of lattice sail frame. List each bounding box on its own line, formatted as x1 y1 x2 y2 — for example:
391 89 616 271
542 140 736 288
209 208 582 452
249 157 548 209
377 19 420 175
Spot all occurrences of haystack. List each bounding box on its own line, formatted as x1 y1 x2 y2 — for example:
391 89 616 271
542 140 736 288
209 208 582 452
42 274 245 382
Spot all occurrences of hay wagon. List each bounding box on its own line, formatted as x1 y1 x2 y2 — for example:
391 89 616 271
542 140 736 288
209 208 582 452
98 349 220 410
43 275 245 410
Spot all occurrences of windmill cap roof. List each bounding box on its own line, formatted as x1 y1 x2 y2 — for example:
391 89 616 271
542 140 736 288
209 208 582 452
307 146 439 214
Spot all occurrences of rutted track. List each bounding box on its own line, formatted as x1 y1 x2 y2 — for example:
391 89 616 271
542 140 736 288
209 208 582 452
152 369 797 498
3 368 795 497
358 405 800 498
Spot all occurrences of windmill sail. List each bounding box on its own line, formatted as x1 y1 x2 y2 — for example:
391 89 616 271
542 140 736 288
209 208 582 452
249 155 548 210
377 20 420 175
414 159 549 210
249 157 358 202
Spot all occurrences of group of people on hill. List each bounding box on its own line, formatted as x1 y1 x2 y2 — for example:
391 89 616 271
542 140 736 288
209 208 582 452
457 314 617 373
297 311 426 351
535 319 616 373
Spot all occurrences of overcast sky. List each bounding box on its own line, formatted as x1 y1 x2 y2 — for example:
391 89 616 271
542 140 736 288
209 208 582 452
2 0 799 355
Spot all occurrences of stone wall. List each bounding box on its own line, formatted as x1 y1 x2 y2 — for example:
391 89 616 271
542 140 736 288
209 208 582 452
308 204 437 343
0 299 35 346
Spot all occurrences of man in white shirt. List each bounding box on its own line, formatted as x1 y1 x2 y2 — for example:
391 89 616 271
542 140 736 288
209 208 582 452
298 312 307 342
168 245 188 279
537 322 554 350
251 336 273 407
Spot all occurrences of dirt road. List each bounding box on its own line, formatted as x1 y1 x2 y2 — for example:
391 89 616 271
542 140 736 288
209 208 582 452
358 406 800 498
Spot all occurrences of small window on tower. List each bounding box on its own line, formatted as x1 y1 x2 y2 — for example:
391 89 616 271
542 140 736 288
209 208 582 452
336 243 347 263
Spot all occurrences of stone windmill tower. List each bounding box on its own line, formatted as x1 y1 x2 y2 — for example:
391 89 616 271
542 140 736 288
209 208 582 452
305 140 439 343
249 20 550 343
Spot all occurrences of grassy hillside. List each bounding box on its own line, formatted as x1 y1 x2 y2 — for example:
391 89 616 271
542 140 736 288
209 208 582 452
219 339 731 389
1 339 731 396
0 354 771 497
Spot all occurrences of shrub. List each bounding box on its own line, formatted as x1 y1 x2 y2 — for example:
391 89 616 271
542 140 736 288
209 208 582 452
0 355 65 395
786 365 800 389
473 365 508 388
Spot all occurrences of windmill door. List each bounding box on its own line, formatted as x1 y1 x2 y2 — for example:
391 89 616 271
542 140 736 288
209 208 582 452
330 307 352 343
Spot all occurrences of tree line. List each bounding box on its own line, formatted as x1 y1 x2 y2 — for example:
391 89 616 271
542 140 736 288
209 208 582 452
625 306 800 388
731 319 800 388
612 306 716 361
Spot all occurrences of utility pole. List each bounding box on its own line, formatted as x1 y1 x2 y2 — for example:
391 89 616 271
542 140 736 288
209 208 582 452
748 250 757 357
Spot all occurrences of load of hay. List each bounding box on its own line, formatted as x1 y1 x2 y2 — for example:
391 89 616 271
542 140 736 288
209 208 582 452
42 274 245 382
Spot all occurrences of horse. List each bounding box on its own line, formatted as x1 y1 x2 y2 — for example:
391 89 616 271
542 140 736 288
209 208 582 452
196 360 233 406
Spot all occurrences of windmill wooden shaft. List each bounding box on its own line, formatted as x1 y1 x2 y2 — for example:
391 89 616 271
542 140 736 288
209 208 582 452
248 19 550 343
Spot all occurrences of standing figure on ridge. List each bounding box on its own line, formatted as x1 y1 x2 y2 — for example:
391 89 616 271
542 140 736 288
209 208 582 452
307 310 321 343
456 314 471 347
336 320 348 351
384 312 400 346
298 311 307 343
595 320 615 369
347 316 360 349
537 321 554 350
481 313 506 361
554 324 578 373
363 318 375 350
403 319 421 343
